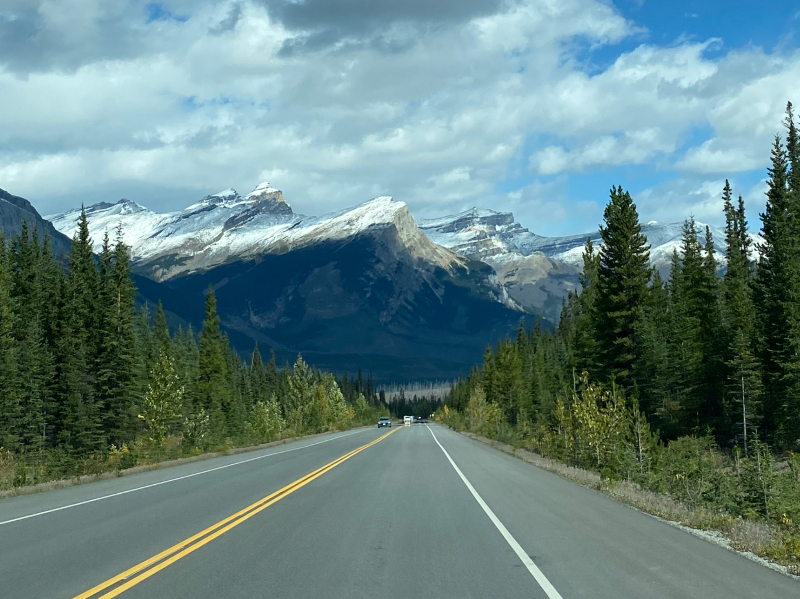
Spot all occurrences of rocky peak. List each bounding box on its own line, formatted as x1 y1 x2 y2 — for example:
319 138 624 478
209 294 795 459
200 188 241 205
243 182 292 216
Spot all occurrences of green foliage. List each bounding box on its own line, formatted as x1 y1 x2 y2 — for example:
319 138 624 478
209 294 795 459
197 286 231 441
244 399 284 444
138 351 184 448
594 186 651 389
442 104 800 559
0 214 387 490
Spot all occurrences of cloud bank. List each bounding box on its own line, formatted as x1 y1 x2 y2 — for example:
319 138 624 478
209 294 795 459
1 0 798 235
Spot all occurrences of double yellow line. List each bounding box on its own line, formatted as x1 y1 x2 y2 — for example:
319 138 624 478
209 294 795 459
73 428 399 599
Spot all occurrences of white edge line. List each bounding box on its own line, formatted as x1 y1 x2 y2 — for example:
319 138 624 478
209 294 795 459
426 425 565 599
0 429 367 526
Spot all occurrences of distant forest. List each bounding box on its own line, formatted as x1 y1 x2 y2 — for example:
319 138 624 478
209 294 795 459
443 103 800 559
0 213 387 488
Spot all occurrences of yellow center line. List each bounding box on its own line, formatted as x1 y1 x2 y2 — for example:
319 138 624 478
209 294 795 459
73 427 399 599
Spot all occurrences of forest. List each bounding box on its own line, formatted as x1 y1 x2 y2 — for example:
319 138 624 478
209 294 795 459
442 102 800 567
0 212 387 490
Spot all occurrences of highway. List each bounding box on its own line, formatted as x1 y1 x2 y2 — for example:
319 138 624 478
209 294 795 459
0 424 797 599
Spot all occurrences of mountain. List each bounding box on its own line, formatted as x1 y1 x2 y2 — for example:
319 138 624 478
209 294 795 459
47 183 300 281
417 209 580 320
0 188 71 256
417 208 762 283
47 183 758 379
49 184 528 380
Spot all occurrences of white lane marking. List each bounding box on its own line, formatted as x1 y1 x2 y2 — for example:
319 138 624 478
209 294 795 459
0 429 368 526
426 425 565 599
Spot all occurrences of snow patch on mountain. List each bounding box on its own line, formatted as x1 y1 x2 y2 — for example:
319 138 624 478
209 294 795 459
418 208 762 273
48 185 464 282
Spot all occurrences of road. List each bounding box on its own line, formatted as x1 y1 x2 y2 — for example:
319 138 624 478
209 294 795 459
0 424 797 599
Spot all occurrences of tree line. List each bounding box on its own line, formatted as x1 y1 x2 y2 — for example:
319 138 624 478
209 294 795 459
442 103 800 546
0 211 387 488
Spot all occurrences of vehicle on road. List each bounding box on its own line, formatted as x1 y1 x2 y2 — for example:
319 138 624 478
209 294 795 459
403 415 413 425
377 417 391 428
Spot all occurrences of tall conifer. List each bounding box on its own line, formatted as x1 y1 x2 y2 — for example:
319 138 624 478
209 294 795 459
198 286 230 440
593 186 651 390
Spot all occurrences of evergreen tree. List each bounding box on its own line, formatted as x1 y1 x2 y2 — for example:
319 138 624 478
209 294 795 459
154 301 171 357
754 133 800 444
632 270 671 427
699 225 725 430
197 286 230 440
0 234 21 451
667 221 707 433
722 182 761 450
55 208 103 454
250 343 265 403
593 186 651 390
574 238 600 374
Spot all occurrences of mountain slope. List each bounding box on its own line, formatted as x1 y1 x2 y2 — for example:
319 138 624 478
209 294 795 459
49 184 527 379
1 188 71 256
418 207 762 281
418 209 580 319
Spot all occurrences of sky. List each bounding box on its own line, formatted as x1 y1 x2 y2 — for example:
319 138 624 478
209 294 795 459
1 0 799 236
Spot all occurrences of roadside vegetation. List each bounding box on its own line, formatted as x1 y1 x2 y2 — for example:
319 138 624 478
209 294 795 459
441 102 800 573
0 212 388 492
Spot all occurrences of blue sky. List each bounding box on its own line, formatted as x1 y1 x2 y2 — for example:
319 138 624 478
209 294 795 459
1 0 799 237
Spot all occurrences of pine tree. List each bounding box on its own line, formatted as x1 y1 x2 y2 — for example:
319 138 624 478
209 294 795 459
632 270 671 426
55 208 103 454
668 220 707 434
574 238 600 374
250 343 265 403
782 102 800 443
197 286 230 440
594 186 651 390
95 228 140 445
154 301 171 357
699 225 725 431
721 182 761 450
286 354 313 430
754 133 800 444
0 234 21 451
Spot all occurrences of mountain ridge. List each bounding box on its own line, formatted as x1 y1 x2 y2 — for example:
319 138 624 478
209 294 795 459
1 187 72 257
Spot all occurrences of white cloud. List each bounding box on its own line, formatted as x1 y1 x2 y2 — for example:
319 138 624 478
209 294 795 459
532 128 672 174
0 0 798 236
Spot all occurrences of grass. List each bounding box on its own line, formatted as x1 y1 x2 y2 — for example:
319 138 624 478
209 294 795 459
0 427 365 502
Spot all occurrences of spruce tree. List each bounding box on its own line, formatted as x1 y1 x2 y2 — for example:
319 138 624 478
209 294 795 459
0 234 21 451
632 270 671 426
754 133 800 444
593 186 651 390
574 238 599 375
250 343 265 403
699 225 725 431
55 208 103 454
197 286 230 440
154 301 171 357
721 183 761 450
96 228 139 445
668 220 707 434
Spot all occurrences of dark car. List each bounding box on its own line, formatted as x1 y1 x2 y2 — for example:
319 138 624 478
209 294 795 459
378 417 392 428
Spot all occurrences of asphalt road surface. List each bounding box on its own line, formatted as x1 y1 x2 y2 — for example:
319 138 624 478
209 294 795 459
1 424 798 599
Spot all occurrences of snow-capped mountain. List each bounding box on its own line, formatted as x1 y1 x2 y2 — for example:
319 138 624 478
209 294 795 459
42 183 765 379
417 207 762 279
418 208 581 318
48 184 528 380
48 182 472 285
